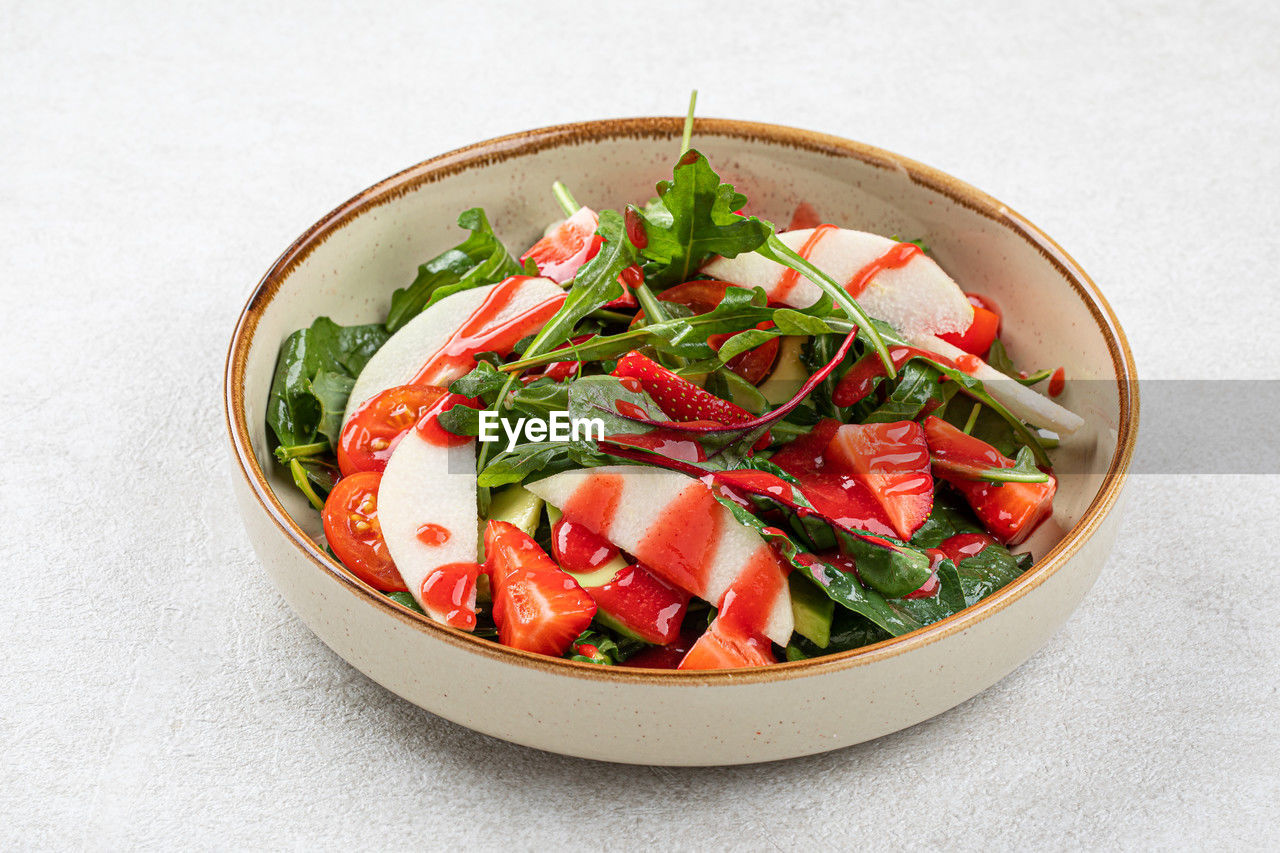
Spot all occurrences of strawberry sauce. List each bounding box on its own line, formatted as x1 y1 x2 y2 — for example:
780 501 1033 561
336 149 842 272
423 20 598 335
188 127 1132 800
634 482 724 596
561 472 625 539
415 523 451 546
410 276 566 387
774 224 836 301
420 562 480 630
845 242 922 297
717 545 788 635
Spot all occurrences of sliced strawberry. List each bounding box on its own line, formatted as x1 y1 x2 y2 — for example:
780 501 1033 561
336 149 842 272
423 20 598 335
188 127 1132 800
550 516 620 575
825 421 934 541
484 520 597 656
611 351 756 426
677 618 775 670
770 419 897 538
520 207 602 284
922 416 1057 545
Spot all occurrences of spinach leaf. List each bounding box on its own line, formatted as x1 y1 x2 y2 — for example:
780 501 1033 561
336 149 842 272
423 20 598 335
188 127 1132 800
627 150 771 286
266 317 390 453
385 208 522 333
477 442 583 488
786 610 890 660
567 627 646 665
953 542 1025 607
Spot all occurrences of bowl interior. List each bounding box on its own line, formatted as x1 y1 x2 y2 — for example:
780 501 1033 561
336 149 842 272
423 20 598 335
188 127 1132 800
230 118 1134 652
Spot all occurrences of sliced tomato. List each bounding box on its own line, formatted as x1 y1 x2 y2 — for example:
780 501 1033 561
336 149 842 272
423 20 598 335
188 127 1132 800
520 207 602 284
320 471 406 592
922 416 1056 545
485 520 597 656
825 421 934 541
337 385 449 476
677 618 775 670
769 419 897 538
939 293 1001 356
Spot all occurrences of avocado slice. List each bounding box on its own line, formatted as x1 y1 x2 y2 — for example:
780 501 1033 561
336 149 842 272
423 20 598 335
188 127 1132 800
475 484 545 602
758 336 808 405
789 571 834 648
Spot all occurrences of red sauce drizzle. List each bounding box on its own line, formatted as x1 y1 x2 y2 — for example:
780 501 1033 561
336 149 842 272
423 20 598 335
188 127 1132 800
420 562 480 630
415 393 478 447
832 346 957 407
633 482 724 597
410 276 566 387
416 523 451 546
614 400 649 420
1049 367 1066 398
773 224 836 302
845 242 922 298
955 353 982 374
717 545 789 636
562 472 625 540
939 532 997 565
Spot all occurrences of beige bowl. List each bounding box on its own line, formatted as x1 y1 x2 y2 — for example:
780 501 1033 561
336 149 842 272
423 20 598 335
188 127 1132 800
224 117 1138 765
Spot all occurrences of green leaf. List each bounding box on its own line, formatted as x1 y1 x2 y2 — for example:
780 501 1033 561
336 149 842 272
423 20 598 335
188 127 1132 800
385 208 522 333
519 210 633 359
477 442 581 488
952 541 1026 607
716 328 783 362
862 359 959 424
772 306 841 336
787 610 890 660
266 317 390 453
628 150 771 285
565 627 646 665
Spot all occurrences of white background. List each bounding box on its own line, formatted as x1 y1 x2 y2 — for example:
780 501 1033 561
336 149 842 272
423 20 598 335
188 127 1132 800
4 1 1278 849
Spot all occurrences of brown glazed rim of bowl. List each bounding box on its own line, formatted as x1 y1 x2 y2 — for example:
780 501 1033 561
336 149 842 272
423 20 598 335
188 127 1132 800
225 116 1139 685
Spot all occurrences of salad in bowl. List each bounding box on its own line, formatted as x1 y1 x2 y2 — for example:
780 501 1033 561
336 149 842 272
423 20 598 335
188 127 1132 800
266 122 1084 672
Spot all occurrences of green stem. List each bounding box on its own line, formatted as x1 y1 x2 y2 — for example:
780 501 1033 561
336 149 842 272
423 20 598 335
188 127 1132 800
289 459 326 511
962 403 982 435
758 234 896 379
274 441 329 463
552 181 580 217
680 89 698 155
930 457 1050 484
767 420 808 439
1017 368 1052 387
633 282 672 325
588 308 635 324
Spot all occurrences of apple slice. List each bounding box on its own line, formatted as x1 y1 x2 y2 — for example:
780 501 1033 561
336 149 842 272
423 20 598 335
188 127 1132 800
912 332 1084 435
343 276 563 430
701 227 973 338
525 466 794 646
376 403 481 627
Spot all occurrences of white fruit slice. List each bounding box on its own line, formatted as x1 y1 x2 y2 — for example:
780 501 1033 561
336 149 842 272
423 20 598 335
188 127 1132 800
701 228 973 338
526 466 794 645
377 425 478 621
342 276 563 430
912 333 1085 435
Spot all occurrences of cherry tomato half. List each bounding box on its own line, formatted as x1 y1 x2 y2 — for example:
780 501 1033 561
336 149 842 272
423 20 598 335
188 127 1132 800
337 385 448 476
520 207 603 284
321 471 407 592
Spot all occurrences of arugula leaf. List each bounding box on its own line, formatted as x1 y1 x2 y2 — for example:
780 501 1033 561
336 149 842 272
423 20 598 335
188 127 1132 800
385 208 522 333
519 210 634 358
477 442 582 487
627 150 771 286
862 359 959 424
267 317 390 453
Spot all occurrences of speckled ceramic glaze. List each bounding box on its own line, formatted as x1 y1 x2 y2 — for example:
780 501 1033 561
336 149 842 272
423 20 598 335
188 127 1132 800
225 118 1138 765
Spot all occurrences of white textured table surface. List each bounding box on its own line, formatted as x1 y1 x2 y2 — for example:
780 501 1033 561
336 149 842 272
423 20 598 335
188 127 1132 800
4 2 1278 849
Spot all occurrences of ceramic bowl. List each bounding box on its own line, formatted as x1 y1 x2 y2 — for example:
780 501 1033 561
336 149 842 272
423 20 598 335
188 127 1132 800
225 117 1138 765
